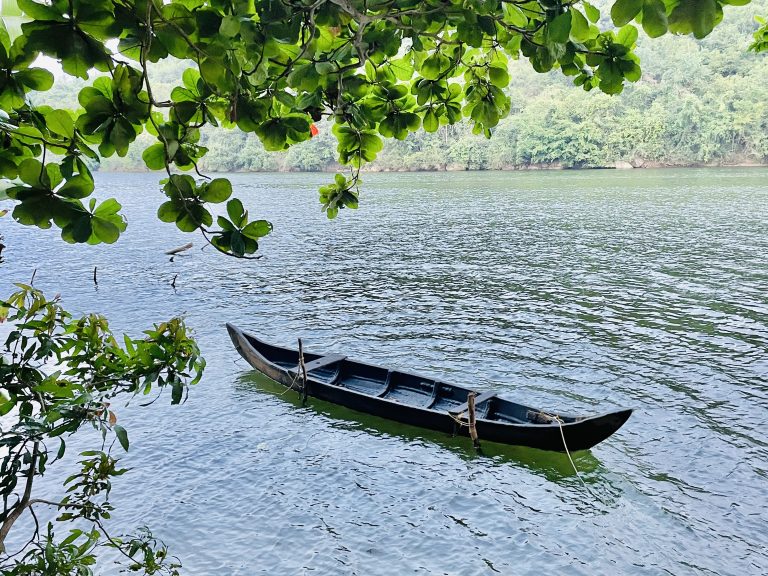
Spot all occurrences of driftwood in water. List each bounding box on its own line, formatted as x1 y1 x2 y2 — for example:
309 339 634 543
165 243 193 256
93 266 98 286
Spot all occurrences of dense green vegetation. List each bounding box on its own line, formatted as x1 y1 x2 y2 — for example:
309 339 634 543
38 2 767 173
203 6 768 172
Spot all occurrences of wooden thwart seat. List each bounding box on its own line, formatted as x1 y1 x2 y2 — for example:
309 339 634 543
448 390 497 415
291 353 346 373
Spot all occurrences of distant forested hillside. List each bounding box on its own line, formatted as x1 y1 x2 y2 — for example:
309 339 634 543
34 2 768 172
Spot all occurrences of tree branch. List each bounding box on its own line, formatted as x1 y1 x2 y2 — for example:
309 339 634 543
0 442 38 553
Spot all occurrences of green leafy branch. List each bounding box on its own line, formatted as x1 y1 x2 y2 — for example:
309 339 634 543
0 285 203 573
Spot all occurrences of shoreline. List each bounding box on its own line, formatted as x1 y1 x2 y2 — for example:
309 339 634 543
95 161 768 174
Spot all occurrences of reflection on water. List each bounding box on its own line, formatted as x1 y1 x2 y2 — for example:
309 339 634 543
234 372 606 483
1 168 767 574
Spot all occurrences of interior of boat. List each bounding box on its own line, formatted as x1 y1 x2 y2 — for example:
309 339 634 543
243 333 577 425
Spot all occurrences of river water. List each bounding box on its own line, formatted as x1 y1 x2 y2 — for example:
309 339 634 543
1 169 767 575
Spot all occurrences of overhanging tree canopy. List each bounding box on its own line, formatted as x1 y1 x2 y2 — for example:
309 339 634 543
0 0 761 257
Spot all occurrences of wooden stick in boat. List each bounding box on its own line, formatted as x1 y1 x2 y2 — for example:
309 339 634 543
298 338 308 405
165 242 193 256
467 392 480 449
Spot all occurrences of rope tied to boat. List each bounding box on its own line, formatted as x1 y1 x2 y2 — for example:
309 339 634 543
448 412 470 428
281 340 309 401
541 411 589 491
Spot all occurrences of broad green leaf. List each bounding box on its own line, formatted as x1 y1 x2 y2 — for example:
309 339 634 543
45 163 62 189
10 125 44 145
64 215 93 243
175 203 212 232
389 56 414 81
583 2 601 23
668 0 717 38
220 15 240 37
241 220 272 239
642 0 669 37
114 424 129 451
457 20 483 47
0 17 10 52
17 158 44 187
217 216 235 231
58 175 94 199
547 11 572 44
45 110 75 139
93 198 122 217
167 174 195 198
226 198 246 227
18 0 64 21
421 52 448 81
157 201 179 223
15 68 54 91
200 178 232 203
488 66 510 88
503 4 528 27
423 109 439 133
92 217 120 243
200 58 230 90
142 143 167 170
570 8 591 42
617 25 639 48
611 0 643 27
230 230 245 255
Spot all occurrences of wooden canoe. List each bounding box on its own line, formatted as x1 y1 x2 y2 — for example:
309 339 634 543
227 324 632 452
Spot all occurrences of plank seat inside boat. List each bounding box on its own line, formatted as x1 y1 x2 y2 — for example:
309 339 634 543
339 363 389 395
290 353 346 374
448 390 497 415
381 371 436 406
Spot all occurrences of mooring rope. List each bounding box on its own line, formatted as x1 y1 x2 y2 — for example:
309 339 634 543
448 411 470 428
550 413 590 491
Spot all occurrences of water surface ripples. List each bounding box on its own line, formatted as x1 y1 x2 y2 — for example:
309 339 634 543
1 168 767 574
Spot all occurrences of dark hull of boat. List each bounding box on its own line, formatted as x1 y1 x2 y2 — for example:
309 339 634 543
227 324 632 452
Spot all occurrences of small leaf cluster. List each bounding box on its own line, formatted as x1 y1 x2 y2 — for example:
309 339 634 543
3 156 126 244
319 173 359 219
750 15 768 52
156 174 271 256
212 198 273 257
5 526 100 576
611 0 752 40
77 65 151 157
576 25 642 94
